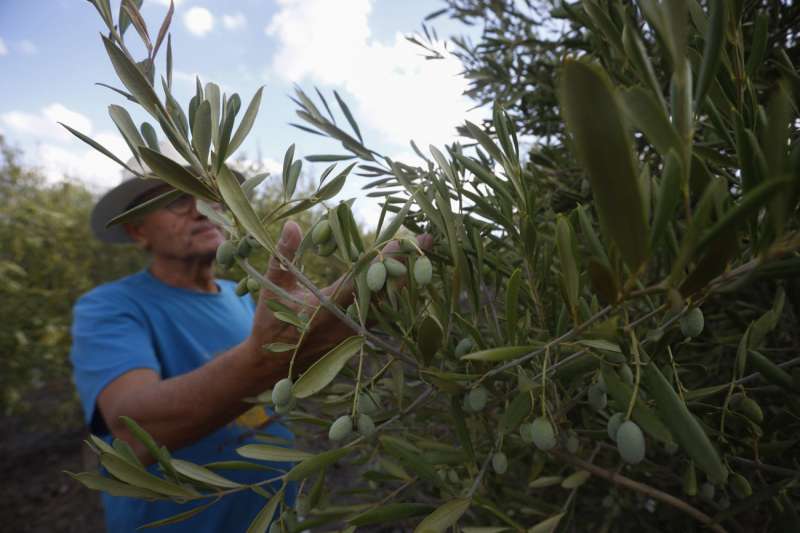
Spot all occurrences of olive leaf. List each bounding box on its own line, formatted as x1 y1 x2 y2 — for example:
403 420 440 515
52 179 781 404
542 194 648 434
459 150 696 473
559 60 649 272
101 35 162 117
556 215 579 317
228 86 263 156
350 503 435 527
697 179 787 251
621 87 682 158
650 150 684 247
215 93 241 171
246 489 283 533
504 268 522 342
138 498 219 529
170 459 242 489
59 122 141 176
414 498 471 533
622 24 663 105
642 361 728 484
694 0 727 111
528 513 565 533
216 164 274 253
292 336 364 399
99 453 198 498
286 448 352 481
65 471 163 500
237 444 313 463
118 416 180 481
745 11 770 76
275 163 354 220
140 121 159 151
191 100 212 167
601 366 675 445
461 345 540 362
205 82 221 151
108 104 145 164
139 146 216 201
498 391 531 435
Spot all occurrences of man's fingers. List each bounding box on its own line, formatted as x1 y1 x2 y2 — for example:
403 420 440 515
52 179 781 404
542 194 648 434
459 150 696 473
381 232 434 257
265 221 303 291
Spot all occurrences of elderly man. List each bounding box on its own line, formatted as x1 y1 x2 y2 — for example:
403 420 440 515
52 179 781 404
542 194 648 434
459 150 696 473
70 159 353 532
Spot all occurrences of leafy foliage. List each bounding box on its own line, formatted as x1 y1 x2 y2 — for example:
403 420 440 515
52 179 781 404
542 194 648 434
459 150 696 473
0 137 145 417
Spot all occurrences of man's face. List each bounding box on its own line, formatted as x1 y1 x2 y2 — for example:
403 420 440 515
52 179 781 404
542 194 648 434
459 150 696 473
125 187 224 262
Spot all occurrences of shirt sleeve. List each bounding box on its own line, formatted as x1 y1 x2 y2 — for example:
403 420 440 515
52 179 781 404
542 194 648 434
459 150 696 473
70 286 162 434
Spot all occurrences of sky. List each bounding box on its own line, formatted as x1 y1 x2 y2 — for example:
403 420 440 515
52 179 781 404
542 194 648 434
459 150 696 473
0 0 484 225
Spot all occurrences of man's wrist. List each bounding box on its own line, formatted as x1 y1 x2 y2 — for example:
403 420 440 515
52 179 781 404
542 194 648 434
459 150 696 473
240 335 289 384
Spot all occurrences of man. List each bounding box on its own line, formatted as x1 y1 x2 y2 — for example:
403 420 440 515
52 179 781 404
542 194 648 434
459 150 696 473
70 156 354 532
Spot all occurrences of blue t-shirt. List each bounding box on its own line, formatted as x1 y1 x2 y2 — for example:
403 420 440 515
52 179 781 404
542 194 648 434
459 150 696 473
70 269 295 532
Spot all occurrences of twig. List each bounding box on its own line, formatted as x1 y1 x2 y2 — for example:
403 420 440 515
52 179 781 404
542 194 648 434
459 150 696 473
625 328 642 421
553 451 727 533
183 472 286 501
480 283 502 340
727 456 800 478
529 348 592 383
625 304 668 330
476 306 613 384
735 356 800 386
466 444 495 499
240 260 312 308
344 386 435 449
350 476 418 520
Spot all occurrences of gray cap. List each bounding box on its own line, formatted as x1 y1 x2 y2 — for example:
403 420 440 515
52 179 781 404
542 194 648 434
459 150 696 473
90 142 187 244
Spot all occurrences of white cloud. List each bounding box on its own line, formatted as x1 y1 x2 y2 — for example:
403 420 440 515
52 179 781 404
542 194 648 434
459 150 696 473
257 157 283 178
265 0 482 150
17 40 37 55
1 103 93 142
0 37 7 56
266 0 371 86
222 12 246 30
184 7 214 37
1 111 46 136
43 103 93 135
34 134 130 190
233 156 282 177
1 103 130 188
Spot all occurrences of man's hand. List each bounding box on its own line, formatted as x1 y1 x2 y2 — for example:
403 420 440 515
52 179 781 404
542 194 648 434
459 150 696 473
247 221 354 377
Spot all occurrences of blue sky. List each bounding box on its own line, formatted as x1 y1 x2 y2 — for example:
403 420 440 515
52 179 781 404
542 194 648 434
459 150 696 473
0 0 483 224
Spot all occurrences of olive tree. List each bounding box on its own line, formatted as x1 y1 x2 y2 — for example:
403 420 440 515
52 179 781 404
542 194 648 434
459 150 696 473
0 136 146 418
67 0 799 531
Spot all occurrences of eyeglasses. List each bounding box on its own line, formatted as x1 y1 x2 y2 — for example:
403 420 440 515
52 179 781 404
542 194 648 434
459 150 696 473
164 194 223 216
164 193 196 215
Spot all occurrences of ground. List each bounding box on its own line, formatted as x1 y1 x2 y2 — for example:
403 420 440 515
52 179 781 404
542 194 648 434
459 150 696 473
0 380 105 532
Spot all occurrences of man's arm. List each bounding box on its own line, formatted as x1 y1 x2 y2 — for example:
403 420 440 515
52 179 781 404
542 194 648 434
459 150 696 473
98 337 284 464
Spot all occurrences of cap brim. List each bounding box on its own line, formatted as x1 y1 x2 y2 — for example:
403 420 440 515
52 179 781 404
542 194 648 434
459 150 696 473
90 177 168 244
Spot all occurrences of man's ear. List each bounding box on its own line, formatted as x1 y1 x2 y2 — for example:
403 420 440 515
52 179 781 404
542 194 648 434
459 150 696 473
123 221 149 250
